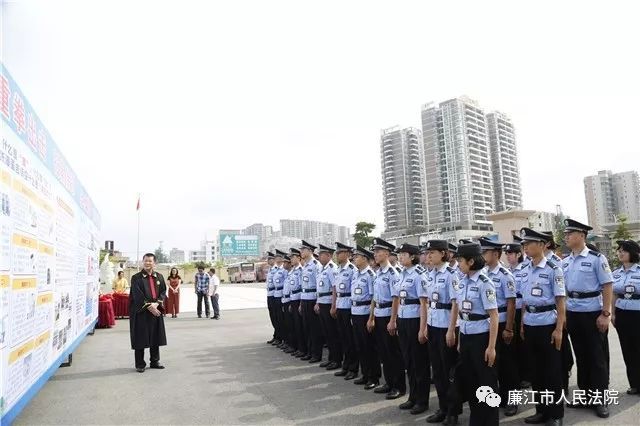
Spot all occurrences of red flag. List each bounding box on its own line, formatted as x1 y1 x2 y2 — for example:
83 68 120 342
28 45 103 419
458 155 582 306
136 196 140 211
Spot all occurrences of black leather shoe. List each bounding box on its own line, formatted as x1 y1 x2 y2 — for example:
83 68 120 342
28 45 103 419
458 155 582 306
284 347 295 354
426 410 446 423
353 376 368 385
595 405 609 418
410 404 428 415
385 389 404 400
326 362 341 371
136 367 145 373
504 404 518 416
545 419 563 426
364 381 379 390
149 363 165 369
373 384 391 394
319 360 332 368
334 369 348 377
294 351 305 358
399 400 415 410
308 357 321 364
266 339 275 344
524 413 547 424
627 387 640 395
442 415 458 425
344 372 357 380
300 355 312 361
271 340 282 346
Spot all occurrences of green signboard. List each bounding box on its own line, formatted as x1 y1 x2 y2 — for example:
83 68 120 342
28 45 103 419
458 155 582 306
219 233 259 256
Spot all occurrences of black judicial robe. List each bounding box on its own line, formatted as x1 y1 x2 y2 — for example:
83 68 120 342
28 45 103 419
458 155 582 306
129 270 167 350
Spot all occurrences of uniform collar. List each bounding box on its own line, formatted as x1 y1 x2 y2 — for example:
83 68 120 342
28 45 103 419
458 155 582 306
488 264 501 275
323 261 336 271
532 256 549 269
405 265 417 274
358 265 372 274
435 263 448 274
469 270 483 282
449 261 459 270
570 246 590 259
624 263 640 272
339 261 352 270
378 262 391 274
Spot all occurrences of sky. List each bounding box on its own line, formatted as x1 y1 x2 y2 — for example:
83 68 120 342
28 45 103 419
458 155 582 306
2 0 639 258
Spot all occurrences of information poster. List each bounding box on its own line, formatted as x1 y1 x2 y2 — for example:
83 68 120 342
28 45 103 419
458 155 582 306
0 63 101 422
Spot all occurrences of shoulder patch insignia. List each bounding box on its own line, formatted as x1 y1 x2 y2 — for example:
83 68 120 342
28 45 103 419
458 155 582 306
348 263 355 269
589 250 601 257
446 266 455 273
547 260 558 269
479 274 489 283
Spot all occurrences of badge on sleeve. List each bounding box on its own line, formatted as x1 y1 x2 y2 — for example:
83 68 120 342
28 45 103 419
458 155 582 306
486 289 496 302
507 280 515 291
555 275 564 288
602 261 611 274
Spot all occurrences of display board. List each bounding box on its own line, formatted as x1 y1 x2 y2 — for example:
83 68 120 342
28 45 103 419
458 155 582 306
0 63 101 424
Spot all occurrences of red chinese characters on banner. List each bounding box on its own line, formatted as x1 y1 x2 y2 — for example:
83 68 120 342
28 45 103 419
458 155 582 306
27 112 37 151
36 128 48 159
1 74 10 120
12 92 26 134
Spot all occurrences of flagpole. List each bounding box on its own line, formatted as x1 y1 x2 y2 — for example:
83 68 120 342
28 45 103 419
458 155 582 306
136 194 140 268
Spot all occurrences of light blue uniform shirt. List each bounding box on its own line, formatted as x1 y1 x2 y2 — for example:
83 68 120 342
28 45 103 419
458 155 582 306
487 264 517 323
300 258 322 301
288 265 303 301
521 257 565 326
392 265 423 319
422 264 459 328
282 268 291 303
273 265 287 298
562 247 613 312
510 261 529 310
317 261 337 304
454 270 498 335
449 261 465 281
373 264 399 318
546 251 563 265
334 262 355 310
613 263 640 311
351 266 375 316
391 263 404 274
266 266 276 297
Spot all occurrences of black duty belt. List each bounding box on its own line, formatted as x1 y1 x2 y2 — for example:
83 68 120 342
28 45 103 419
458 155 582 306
338 292 351 297
267 287 275 291
459 312 489 321
400 298 420 305
525 304 556 313
352 300 372 307
318 291 332 297
497 306 508 313
376 301 392 309
275 286 283 291
290 289 302 295
568 291 600 299
516 293 523 299
429 302 452 310
302 288 317 293
617 293 640 300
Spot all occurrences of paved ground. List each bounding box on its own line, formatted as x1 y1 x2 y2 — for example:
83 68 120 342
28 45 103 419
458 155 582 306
14 286 640 425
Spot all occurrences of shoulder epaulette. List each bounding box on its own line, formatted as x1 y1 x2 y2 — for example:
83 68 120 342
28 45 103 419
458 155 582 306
312 259 320 265
589 250 601 257
499 266 508 275
479 274 490 283
446 266 455 273
395 266 402 273
367 269 375 277
547 260 559 269
348 263 355 269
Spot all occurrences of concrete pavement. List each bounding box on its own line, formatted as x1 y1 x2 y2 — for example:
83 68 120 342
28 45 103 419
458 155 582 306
14 286 640 425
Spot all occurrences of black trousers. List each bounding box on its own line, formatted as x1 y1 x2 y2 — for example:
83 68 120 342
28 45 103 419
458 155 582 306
134 346 159 368
375 316 406 392
281 301 293 347
615 308 640 389
301 299 323 359
455 332 498 426
398 317 430 406
318 303 342 363
513 308 531 383
496 322 519 404
267 296 277 339
210 294 220 318
290 299 305 353
352 314 381 381
272 298 284 341
566 310 609 394
524 324 564 420
428 325 460 415
197 292 210 317
336 308 358 373
561 329 573 394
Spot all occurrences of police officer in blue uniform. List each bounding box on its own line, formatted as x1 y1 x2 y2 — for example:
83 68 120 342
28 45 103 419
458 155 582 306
272 250 288 349
450 243 499 426
611 239 640 395
478 237 518 417
518 228 566 426
265 252 280 345
388 243 430 415
390 249 403 273
542 232 563 264
350 245 381 389
331 242 359 379
280 254 295 353
289 248 306 358
315 244 342 370
367 238 406 400
562 219 613 418
299 240 324 363
421 240 462 425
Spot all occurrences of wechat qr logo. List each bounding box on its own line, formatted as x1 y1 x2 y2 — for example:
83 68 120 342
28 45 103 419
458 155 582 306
476 386 501 408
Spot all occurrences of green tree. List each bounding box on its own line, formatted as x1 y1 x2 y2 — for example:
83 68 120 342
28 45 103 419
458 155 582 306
154 246 169 263
353 221 376 248
609 215 632 268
